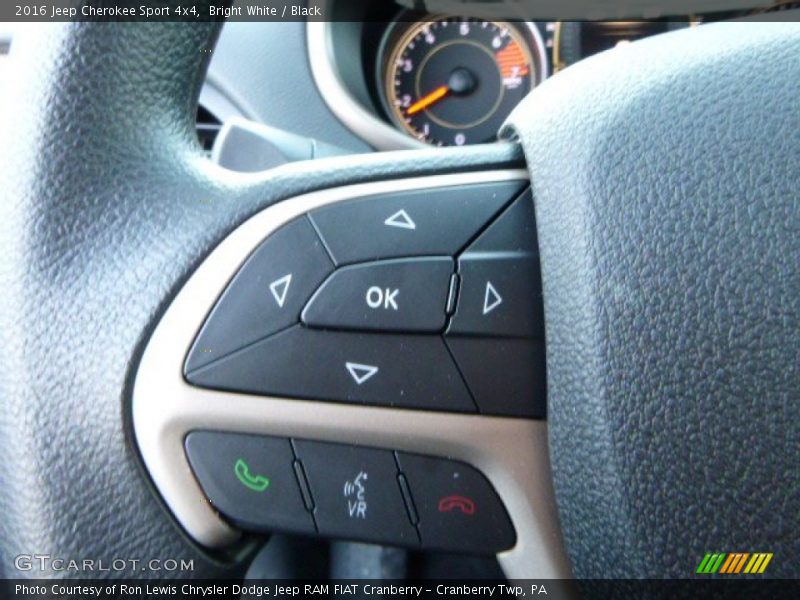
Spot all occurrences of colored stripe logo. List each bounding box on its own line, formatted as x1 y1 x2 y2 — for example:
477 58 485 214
696 552 773 574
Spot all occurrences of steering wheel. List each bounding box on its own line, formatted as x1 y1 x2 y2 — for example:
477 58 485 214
0 17 797 581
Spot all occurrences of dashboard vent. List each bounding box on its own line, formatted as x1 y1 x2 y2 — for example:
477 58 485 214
196 106 222 154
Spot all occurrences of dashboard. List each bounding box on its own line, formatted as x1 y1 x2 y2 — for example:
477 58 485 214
311 4 701 149
195 2 799 156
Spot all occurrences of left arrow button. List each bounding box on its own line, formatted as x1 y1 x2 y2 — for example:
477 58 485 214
185 218 334 372
269 274 293 308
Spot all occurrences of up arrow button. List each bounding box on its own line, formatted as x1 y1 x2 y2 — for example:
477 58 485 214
384 209 416 230
308 181 525 264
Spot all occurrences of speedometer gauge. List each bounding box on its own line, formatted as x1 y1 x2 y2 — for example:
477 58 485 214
380 17 546 146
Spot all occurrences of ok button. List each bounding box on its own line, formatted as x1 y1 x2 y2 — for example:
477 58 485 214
302 257 453 332
366 286 399 311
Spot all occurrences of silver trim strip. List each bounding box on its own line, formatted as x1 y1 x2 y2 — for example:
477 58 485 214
307 20 427 150
132 170 572 578
525 20 550 81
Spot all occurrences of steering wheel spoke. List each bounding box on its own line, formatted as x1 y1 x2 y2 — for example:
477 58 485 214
134 170 570 577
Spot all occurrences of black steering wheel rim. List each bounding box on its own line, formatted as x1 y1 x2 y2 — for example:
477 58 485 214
0 21 523 579
504 18 800 578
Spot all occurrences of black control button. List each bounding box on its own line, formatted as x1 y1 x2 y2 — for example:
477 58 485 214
185 431 314 534
464 188 537 254
448 256 542 337
294 441 419 547
309 181 525 265
446 337 546 418
396 452 515 555
302 257 454 333
186 325 476 413
185 217 334 372
448 190 543 338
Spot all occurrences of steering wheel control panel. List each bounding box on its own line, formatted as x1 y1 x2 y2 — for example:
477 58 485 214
184 181 545 418
186 430 515 554
135 172 570 574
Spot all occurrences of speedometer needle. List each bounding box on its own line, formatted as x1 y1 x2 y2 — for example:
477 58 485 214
407 85 449 116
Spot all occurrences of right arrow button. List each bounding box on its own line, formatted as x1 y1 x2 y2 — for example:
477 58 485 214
447 191 543 338
448 257 542 338
482 281 503 315
447 189 543 339
445 189 546 418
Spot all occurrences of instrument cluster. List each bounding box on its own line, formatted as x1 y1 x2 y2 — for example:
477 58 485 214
364 16 698 146
377 16 549 146
317 3 758 148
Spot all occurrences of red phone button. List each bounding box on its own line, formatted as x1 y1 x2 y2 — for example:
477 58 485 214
396 452 515 555
437 495 477 515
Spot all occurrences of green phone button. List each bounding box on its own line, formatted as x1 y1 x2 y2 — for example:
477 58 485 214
234 458 270 492
185 432 315 534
